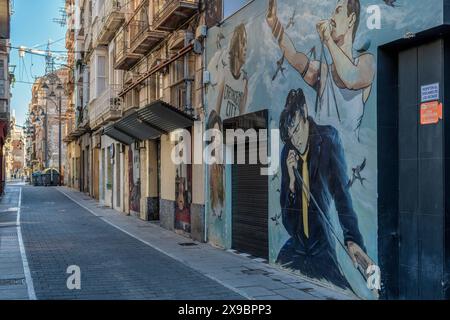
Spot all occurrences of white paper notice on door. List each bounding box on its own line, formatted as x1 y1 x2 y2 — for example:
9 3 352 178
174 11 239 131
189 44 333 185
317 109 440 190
421 83 439 102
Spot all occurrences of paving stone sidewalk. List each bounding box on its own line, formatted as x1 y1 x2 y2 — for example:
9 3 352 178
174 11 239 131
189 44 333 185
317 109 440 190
0 186 29 300
58 187 357 301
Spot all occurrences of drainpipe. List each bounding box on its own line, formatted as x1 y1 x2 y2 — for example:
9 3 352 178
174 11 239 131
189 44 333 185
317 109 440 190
202 28 208 244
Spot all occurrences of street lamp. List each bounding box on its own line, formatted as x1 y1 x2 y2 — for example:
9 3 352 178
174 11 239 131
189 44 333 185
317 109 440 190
40 76 65 186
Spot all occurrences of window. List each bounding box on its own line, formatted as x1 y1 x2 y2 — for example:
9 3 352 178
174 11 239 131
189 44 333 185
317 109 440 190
170 57 185 85
97 55 107 97
0 60 4 98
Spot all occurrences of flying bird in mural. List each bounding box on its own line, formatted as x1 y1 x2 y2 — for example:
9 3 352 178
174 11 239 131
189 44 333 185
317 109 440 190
383 0 399 7
271 213 282 226
347 158 367 188
271 172 280 182
272 54 286 81
356 39 371 54
216 32 225 49
286 9 296 29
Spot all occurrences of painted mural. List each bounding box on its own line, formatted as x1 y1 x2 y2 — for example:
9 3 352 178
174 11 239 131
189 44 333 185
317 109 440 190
129 147 140 214
205 0 443 298
175 165 192 233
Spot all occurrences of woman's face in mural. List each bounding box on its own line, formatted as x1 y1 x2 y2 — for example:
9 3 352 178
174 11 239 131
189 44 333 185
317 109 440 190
330 0 355 45
229 28 247 79
288 110 309 155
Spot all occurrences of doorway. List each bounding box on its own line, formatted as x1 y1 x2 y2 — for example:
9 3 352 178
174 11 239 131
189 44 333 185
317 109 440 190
378 38 446 299
224 110 269 260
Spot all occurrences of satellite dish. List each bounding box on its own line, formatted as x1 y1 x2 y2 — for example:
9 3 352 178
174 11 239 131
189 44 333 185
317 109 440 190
192 39 203 55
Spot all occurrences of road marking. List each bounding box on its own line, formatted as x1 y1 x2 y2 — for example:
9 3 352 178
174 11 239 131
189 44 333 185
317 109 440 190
16 187 37 300
57 188 252 300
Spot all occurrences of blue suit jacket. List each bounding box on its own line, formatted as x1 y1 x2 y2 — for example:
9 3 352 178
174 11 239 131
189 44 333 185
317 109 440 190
279 118 366 256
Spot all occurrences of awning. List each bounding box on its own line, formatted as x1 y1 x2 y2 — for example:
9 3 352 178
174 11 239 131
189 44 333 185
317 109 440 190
103 125 135 145
103 100 194 145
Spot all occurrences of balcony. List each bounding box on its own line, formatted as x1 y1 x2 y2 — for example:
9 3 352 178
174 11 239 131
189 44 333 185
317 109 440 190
129 20 166 55
89 85 123 130
93 0 125 46
114 29 141 70
153 0 199 31
66 28 75 50
80 106 90 130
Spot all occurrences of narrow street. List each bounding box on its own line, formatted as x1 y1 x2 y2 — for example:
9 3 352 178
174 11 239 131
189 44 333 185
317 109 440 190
17 185 243 300
0 184 352 301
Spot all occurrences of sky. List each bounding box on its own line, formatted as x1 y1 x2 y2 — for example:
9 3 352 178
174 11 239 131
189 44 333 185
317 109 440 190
224 0 251 19
10 0 67 127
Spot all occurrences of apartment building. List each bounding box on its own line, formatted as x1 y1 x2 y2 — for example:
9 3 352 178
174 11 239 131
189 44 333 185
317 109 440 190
103 0 223 239
0 0 11 195
4 112 26 180
27 69 70 176
63 0 222 242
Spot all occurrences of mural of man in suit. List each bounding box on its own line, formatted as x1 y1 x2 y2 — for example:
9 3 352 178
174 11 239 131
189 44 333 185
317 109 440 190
278 88 373 289
267 0 375 134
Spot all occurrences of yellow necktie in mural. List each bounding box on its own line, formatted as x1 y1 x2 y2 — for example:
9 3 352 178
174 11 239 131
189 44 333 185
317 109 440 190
300 150 310 238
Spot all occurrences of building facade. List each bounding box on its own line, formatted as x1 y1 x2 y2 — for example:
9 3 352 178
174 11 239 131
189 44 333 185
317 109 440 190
63 0 450 300
27 69 71 177
64 0 218 241
0 0 11 194
5 112 26 180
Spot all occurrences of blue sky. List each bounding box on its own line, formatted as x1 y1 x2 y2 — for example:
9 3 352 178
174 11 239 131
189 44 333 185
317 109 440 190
10 0 67 126
224 0 250 19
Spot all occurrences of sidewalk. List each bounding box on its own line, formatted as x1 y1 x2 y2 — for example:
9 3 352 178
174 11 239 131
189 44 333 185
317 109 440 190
58 187 356 300
0 186 29 300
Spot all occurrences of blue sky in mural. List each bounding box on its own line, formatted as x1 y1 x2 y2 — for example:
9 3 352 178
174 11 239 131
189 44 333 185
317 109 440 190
10 0 67 127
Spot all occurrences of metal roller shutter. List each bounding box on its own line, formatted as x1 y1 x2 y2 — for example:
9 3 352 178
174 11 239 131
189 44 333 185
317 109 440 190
225 110 269 259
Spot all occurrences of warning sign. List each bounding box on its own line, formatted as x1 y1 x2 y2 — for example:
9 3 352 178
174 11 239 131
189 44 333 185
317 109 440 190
420 101 443 125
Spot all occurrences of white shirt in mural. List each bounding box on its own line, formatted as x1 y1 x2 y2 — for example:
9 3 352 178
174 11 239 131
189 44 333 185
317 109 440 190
319 58 365 136
209 50 247 120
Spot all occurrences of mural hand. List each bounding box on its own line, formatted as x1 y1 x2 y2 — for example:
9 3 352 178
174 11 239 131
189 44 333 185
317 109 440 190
316 20 331 43
347 241 373 272
287 150 298 193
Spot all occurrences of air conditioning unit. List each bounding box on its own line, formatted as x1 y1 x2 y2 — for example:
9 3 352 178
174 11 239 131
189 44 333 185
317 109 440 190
203 71 211 85
195 25 208 40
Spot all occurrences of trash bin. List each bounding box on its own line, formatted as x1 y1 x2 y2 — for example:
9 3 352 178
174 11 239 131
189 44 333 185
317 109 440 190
42 169 60 186
32 172 42 186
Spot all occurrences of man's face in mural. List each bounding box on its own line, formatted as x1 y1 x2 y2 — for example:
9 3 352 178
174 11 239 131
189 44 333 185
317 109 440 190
328 0 358 46
288 108 309 156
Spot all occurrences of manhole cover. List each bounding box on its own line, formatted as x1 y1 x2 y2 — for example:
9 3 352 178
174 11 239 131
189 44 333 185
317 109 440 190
179 242 198 247
0 278 25 286
242 269 272 276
